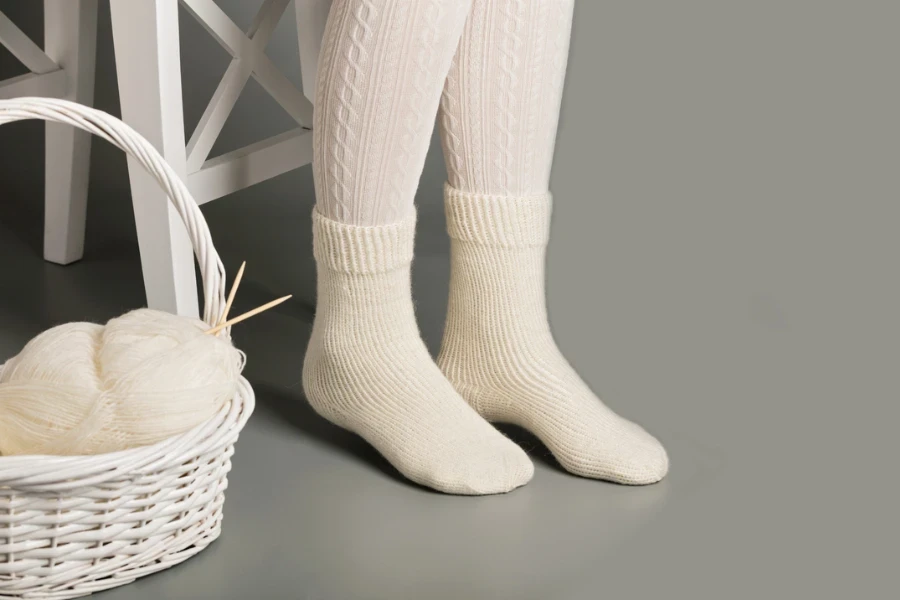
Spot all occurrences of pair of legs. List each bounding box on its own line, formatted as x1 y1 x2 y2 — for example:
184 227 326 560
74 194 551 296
304 0 668 494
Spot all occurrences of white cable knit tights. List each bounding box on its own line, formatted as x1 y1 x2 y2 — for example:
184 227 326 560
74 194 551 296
313 0 472 225
439 0 570 197
308 0 668 490
437 0 667 484
307 0 533 494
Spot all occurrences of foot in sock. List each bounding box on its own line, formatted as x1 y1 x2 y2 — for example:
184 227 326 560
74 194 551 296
438 185 669 485
303 209 534 495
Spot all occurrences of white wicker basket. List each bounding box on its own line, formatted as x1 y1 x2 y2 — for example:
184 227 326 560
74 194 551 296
0 98 255 599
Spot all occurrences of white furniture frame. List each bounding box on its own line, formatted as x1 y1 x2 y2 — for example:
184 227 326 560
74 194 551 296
0 0 98 265
108 0 329 316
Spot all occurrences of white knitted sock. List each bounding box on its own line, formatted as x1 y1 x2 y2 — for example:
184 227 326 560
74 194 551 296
439 186 669 484
303 209 534 494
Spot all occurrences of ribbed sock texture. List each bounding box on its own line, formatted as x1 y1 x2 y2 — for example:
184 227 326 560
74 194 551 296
439 185 669 484
303 208 534 494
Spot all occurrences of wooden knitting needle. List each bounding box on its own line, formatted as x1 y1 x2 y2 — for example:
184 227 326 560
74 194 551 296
205 295 292 336
218 261 246 325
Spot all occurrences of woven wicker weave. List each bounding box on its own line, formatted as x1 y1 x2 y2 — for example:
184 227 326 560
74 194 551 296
0 98 256 599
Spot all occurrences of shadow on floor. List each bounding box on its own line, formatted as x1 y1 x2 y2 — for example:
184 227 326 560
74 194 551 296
250 381 429 492
494 423 568 473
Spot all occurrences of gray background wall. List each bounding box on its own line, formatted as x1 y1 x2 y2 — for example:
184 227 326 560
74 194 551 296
1 1 898 597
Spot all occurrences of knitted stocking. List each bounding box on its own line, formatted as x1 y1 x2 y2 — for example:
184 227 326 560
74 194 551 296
438 188 668 484
314 0 473 225
306 0 532 494
438 0 668 484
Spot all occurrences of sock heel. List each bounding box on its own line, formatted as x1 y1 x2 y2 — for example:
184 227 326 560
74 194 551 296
302 342 350 428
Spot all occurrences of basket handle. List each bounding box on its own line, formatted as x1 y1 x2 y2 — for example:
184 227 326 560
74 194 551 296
0 97 227 328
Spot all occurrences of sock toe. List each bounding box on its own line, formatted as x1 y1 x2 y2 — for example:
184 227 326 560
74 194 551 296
429 459 533 496
608 427 669 485
500 441 535 491
452 440 534 495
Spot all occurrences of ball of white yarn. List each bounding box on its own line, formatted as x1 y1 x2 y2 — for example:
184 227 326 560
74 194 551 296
0 309 244 456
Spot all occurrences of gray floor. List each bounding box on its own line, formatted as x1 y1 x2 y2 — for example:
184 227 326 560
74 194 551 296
0 179 684 600
2 171 895 600
2 1 898 598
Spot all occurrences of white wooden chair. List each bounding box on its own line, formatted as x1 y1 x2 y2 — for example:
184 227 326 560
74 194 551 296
0 0 98 265
107 0 329 317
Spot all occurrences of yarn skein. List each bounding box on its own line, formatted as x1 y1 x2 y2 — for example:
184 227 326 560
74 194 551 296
0 309 244 456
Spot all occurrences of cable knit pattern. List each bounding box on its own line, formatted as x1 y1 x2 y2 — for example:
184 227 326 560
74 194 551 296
439 187 669 484
495 0 524 192
440 0 574 196
382 1 440 223
315 0 472 225
304 209 534 494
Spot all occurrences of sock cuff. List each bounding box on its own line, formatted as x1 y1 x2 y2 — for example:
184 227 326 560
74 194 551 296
444 184 552 247
313 208 416 273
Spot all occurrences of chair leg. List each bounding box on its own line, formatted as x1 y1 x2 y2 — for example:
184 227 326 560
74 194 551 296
295 0 331 107
109 0 199 317
42 0 98 265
